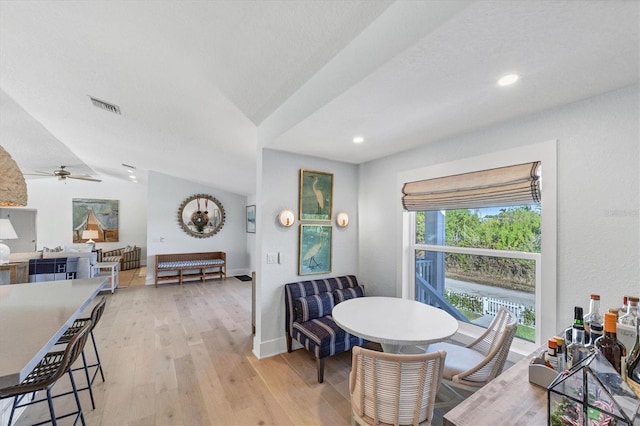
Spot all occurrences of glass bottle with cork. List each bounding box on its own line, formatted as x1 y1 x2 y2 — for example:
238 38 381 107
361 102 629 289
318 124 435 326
583 293 603 345
618 296 639 353
594 311 626 375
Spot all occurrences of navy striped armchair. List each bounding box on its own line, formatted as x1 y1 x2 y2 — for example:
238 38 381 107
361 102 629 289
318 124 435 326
284 275 367 383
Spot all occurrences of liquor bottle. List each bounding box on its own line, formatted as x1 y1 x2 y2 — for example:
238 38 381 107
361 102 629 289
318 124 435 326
618 296 639 352
619 295 629 317
625 312 640 397
545 338 559 371
619 296 639 327
554 336 566 371
588 323 603 348
584 293 602 345
594 312 626 375
567 306 590 369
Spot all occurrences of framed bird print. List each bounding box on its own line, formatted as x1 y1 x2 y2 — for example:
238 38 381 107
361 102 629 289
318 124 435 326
299 224 332 275
299 169 333 221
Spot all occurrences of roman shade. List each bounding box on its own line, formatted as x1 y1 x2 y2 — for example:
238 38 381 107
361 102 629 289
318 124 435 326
402 162 541 211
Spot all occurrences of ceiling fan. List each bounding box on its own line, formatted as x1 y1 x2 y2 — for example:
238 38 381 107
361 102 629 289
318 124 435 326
27 165 102 182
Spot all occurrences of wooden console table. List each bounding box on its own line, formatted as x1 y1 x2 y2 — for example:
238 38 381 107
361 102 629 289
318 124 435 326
0 262 29 285
443 349 547 425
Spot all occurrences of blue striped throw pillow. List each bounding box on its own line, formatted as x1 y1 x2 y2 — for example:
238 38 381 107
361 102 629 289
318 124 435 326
294 292 334 323
333 285 365 303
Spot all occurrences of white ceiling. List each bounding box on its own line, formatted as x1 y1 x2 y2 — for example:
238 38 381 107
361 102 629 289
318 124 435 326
1 0 638 196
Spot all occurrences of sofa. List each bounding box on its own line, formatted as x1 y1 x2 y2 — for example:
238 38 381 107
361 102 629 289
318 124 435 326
10 244 98 280
284 275 367 383
102 245 141 270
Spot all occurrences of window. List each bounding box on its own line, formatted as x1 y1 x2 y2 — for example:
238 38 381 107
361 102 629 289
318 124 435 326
399 140 557 352
413 206 540 343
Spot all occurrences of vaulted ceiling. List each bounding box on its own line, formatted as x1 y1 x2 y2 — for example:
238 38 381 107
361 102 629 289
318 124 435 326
1 1 638 195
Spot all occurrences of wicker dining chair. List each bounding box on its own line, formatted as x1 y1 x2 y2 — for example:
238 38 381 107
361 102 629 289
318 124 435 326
425 306 518 407
349 346 446 426
53 296 107 410
0 320 93 426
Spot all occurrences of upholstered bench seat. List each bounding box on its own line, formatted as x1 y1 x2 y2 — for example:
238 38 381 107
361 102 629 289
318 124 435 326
157 259 225 269
292 315 361 359
155 252 226 286
284 275 367 383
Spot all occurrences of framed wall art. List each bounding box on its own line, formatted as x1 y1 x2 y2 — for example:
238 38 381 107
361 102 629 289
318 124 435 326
246 205 256 233
298 224 332 275
299 169 333 221
72 198 119 243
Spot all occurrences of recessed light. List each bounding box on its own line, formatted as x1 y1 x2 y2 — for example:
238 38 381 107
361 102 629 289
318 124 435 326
353 136 364 144
497 74 519 86
129 175 136 179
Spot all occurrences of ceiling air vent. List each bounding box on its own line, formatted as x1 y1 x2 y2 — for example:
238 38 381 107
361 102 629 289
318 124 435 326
89 96 121 115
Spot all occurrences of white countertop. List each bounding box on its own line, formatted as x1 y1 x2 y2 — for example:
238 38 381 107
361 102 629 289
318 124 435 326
0 277 106 387
332 296 459 352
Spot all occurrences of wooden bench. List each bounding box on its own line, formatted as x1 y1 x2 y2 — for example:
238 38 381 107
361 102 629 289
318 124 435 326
155 252 226 287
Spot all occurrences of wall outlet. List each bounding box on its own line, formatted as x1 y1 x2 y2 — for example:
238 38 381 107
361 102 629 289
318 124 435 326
267 252 279 264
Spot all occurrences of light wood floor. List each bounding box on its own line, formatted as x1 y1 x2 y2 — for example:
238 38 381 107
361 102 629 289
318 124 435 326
14 270 454 425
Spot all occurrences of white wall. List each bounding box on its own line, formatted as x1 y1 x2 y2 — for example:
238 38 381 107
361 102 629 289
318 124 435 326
22 175 148 256
359 85 639 330
253 149 359 357
146 171 250 283
246 193 257 272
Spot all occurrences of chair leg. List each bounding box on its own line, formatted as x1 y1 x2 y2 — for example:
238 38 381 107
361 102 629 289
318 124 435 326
80 351 95 409
8 395 19 426
68 370 86 426
46 388 57 426
90 331 105 383
317 358 324 383
286 333 292 353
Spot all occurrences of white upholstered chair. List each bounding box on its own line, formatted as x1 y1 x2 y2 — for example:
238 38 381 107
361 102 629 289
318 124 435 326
349 346 446 426
425 306 518 407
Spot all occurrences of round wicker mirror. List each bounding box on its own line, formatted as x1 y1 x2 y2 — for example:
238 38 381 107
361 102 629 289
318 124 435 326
178 194 225 238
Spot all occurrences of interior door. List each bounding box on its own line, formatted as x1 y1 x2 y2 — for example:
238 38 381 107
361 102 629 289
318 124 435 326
0 208 37 252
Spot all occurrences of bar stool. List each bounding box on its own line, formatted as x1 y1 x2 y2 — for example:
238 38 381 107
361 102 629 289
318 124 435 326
0 320 93 426
54 296 107 410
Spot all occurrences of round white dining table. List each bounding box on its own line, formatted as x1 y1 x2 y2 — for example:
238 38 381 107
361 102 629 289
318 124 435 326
332 296 459 353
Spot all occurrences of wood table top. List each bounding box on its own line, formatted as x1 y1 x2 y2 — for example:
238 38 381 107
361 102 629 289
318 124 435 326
443 348 547 426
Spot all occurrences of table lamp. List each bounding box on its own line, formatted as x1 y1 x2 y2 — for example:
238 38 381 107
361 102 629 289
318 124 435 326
82 229 99 247
0 218 18 264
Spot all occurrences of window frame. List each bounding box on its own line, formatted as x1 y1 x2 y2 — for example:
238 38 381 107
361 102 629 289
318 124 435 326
398 140 557 357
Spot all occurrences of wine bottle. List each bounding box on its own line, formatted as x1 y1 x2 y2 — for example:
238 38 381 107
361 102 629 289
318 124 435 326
625 311 640 397
594 312 626 374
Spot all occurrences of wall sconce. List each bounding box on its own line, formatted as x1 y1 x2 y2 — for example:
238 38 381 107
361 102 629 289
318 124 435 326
278 209 295 227
336 212 349 228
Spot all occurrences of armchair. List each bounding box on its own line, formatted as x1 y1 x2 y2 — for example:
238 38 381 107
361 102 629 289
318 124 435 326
102 245 141 270
350 346 446 425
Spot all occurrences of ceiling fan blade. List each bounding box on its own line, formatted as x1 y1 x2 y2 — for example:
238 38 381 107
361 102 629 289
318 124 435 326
67 175 102 182
24 171 55 176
